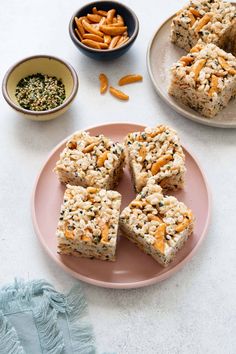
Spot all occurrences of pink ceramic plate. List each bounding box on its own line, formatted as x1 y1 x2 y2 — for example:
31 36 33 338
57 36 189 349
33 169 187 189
32 123 211 288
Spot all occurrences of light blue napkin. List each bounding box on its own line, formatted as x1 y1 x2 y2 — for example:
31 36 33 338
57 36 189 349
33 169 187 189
0 279 95 354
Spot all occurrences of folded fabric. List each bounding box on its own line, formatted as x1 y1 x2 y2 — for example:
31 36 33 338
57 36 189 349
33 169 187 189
0 279 96 354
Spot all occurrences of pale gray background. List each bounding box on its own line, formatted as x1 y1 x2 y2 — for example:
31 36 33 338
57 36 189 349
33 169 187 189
0 1 235 353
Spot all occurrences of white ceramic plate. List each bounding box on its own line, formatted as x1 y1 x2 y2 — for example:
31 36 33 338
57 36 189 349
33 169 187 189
147 13 236 128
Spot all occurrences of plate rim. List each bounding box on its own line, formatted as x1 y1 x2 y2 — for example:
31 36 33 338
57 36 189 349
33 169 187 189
146 14 236 129
31 122 212 289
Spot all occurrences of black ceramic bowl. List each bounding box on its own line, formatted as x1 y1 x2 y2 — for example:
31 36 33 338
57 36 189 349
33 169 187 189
69 1 139 60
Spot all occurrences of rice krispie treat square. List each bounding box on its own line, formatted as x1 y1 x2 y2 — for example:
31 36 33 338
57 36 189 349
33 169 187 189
170 0 236 53
119 180 194 267
54 131 125 189
169 42 236 117
57 185 121 261
125 125 186 193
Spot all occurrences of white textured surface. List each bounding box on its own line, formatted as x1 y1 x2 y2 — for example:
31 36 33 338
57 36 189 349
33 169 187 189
0 1 236 353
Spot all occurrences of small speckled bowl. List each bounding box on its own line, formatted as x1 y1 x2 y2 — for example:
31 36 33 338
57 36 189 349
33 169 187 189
2 55 79 121
69 1 139 60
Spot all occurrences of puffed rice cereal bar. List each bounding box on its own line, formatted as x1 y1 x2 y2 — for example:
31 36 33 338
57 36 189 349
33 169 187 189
170 0 236 53
169 42 236 117
119 180 194 267
54 131 125 189
125 125 186 193
57 185 121 261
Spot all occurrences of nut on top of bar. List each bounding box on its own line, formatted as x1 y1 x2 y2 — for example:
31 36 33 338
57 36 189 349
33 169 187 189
125 125 186 192
171 0 236 52
168 42 236 117
57 185 121 261
172 42 236 93
119 180 194 266
54 130 125 189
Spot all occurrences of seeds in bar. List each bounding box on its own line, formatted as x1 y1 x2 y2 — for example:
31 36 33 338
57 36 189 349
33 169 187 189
57 185 121 261
119 180 194 267
169 42 236 117
54 131 125 189
125 125 186 193
170 0 236 54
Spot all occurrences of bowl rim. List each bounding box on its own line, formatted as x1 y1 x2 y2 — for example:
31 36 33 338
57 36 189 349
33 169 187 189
69 0 139 54
2 54 79 116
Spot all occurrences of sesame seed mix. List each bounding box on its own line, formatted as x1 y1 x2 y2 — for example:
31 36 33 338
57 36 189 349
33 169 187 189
15 73 66 111
125 125 186 192
119 180 194 267
57 185 121 261
54 130 125 189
